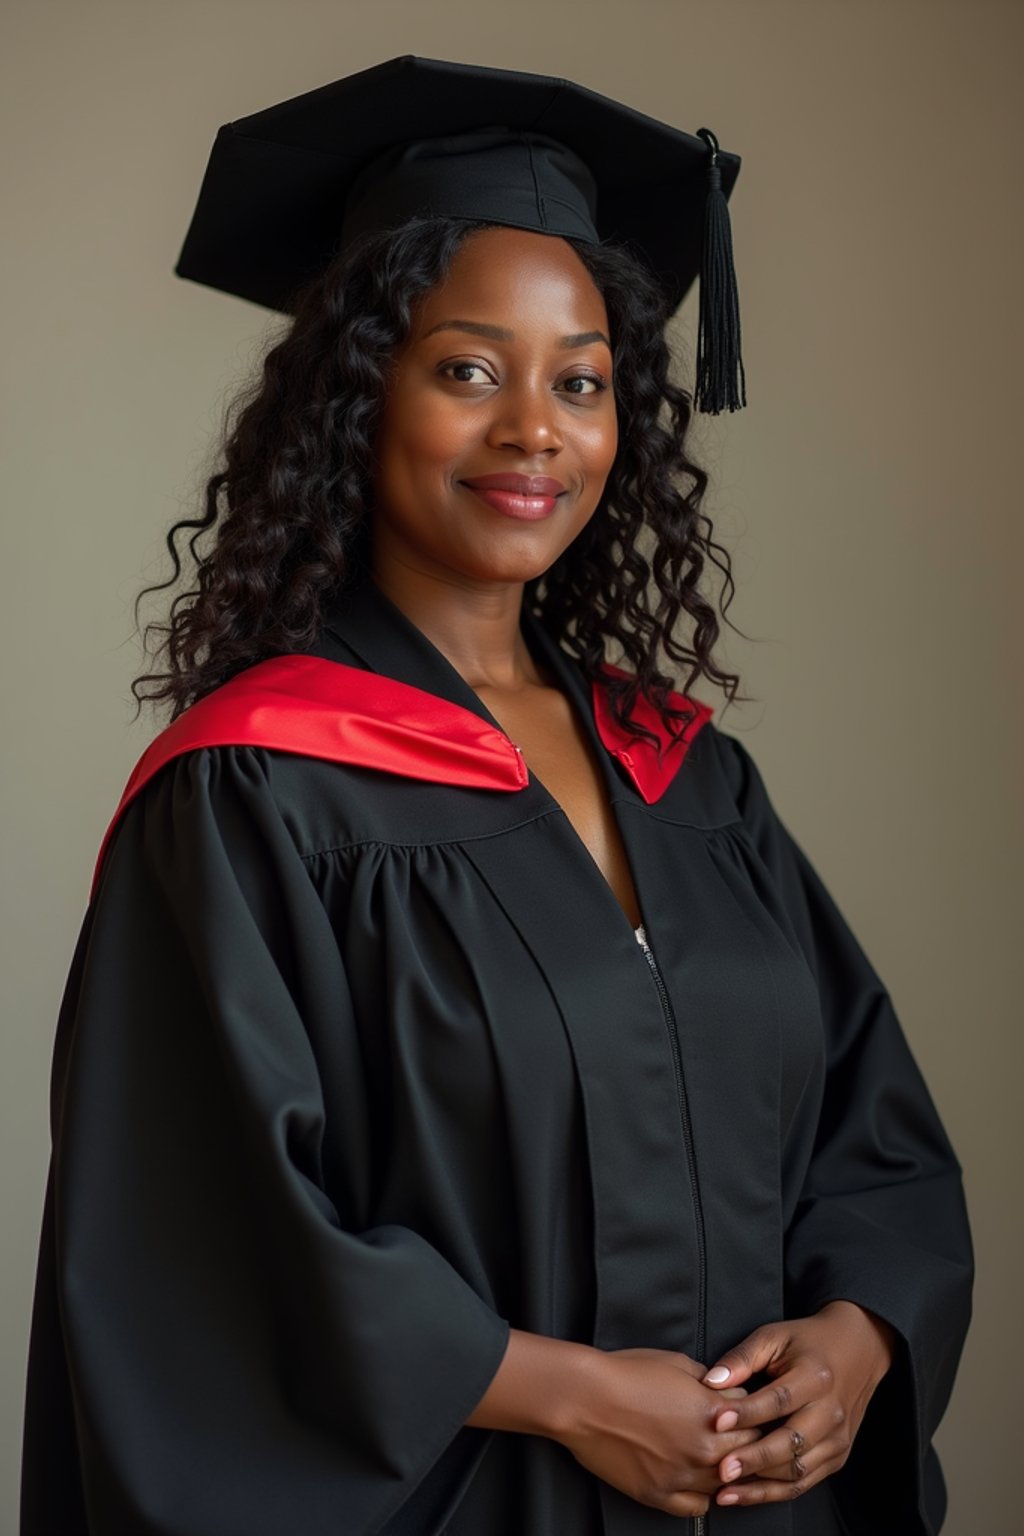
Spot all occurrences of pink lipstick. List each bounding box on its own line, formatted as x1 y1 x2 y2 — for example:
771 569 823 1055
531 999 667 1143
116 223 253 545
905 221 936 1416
460 473 566 521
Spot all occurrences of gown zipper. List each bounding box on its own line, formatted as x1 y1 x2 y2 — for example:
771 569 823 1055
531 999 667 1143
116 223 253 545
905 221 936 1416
508 748 713 1533
634 922 709 1536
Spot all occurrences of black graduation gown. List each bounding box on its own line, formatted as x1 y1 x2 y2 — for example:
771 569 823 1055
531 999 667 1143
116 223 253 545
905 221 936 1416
21 574 973 1536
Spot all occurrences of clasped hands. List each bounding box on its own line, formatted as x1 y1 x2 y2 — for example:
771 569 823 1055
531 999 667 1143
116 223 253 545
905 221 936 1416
697 1299 897 1510
562 1298 897 1519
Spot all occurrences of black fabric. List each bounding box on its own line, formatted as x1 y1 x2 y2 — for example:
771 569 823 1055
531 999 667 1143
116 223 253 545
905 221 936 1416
339 128 600 251
20 575 972 1536
173 54 740 317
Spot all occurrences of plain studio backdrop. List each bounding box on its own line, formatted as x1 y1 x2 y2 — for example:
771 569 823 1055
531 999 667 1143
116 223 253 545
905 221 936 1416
2 1 1020 1530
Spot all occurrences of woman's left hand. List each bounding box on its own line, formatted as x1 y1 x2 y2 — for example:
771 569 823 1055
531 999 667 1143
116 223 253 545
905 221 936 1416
698 1300 898 1508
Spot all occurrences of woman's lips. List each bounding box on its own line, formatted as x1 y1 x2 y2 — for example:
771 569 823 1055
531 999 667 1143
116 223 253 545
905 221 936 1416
460 475 566 521
464 486 560 519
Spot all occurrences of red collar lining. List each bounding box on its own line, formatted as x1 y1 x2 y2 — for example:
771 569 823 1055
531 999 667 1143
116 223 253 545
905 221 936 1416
591 661 714 806
90 654 712 900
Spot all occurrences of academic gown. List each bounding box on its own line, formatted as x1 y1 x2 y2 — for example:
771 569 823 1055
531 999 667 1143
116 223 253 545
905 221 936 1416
20 573 973 1536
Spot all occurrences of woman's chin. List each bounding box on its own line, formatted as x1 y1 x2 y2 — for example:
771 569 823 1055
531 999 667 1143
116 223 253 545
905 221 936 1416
433 542 570 589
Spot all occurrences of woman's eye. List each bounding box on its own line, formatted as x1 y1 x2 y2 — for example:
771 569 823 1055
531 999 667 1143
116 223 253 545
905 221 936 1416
443 362 493 384
561 374 606 396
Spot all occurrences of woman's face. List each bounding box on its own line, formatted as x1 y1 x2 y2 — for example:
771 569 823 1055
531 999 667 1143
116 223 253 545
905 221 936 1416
369 225 618 590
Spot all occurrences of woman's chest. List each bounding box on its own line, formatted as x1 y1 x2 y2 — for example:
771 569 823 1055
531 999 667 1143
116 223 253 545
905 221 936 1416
310 799 825 1190
472 682 643 929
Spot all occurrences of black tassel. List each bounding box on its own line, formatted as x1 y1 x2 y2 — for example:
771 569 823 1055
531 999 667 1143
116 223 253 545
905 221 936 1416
694 127 746 414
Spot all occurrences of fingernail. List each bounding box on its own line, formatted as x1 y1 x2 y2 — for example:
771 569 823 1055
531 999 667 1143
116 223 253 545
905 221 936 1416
704 1366 731 1383
716 1409 739 1430
719 1492 740 1504
723 1458 742 1480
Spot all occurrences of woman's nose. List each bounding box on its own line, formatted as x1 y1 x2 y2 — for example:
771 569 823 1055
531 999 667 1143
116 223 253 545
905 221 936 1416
485 382 564 455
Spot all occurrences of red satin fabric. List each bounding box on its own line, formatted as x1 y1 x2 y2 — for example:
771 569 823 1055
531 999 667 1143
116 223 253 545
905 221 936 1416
90 654 711 901
591 661 714 805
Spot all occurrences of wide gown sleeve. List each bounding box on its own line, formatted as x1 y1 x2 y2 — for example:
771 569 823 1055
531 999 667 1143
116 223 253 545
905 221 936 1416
21 746 511 1536
713 730 974 1536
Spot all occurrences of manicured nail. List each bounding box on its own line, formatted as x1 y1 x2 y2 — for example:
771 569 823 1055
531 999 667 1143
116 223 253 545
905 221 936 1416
723 1458 742 1480
719 1492 740 1504
705 1366 731 1383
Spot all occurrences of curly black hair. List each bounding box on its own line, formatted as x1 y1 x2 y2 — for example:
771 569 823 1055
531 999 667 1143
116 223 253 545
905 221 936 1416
131 215 749 754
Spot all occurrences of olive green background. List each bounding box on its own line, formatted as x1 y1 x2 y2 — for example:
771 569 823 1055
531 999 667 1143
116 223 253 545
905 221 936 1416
3 2 1020 1531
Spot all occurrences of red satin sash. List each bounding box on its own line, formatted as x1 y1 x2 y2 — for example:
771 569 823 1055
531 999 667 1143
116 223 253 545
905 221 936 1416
90 655 712 899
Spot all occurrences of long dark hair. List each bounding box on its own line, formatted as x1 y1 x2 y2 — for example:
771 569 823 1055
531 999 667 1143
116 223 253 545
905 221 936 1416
131 216 749 752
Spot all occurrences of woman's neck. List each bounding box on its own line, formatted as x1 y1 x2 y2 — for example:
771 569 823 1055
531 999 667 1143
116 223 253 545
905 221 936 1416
368 560 548 693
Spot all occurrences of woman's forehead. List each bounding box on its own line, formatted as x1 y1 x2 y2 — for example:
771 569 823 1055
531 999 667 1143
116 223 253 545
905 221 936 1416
412 228 609 336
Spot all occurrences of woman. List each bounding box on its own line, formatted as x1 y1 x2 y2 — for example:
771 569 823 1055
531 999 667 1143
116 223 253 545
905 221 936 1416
21 57 972 1536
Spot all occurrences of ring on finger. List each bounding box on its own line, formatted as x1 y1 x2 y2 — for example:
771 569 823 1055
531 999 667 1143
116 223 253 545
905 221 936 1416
789 1428 808 1482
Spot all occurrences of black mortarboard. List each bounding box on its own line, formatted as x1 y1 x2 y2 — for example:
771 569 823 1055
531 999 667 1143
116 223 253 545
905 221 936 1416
174 55 745 413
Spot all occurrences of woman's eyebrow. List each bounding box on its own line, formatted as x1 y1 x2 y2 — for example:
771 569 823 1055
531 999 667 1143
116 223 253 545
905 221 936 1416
422 319 611 349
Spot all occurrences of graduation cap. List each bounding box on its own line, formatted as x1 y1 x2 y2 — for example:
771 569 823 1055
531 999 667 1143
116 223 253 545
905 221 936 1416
174 55 746 413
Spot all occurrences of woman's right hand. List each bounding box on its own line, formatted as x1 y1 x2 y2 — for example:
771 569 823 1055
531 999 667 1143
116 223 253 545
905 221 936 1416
555 1346 763 1520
